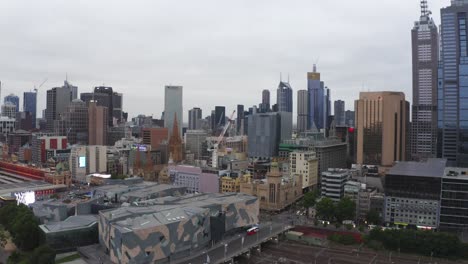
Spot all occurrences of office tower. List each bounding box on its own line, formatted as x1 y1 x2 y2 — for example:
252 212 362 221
279 111 293 141
411 1 439 161
45 86 72 131
54 99 88 145
277 81 293 113
247 113 280 160
63 80 78 100
236 105 244 135
355 92 409 166
440 1 468 167
345 110 355 127
88 101 108 146
188 107 202 130
15 112 33 131
185 130 208 160
112 92 124 124
297 90 308 133
214 106 226 129
321 169 350 202
4 94 19 112
440 167 468 231
141 127 168 150
290 150 318 191
334 100 345 126
261 89 270 112
325 87 331 129
24 92 37 129
1 102 17 119
307 65 326 130
164 85 183 137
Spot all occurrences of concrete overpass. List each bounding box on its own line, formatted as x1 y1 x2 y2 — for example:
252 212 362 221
173 222 292 264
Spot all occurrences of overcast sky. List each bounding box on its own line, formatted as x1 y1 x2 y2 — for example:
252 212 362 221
0 0 448 124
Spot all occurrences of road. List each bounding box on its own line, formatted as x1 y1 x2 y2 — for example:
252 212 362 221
243 240 468 264
173 222 291 264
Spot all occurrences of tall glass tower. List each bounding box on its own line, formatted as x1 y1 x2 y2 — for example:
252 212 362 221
411 0 439 161
277 81 293 113
23 92 37 129
440 0 468 167
307 65 326 130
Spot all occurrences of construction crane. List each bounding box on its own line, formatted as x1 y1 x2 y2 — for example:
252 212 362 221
209 110 236 168
34 78 48 93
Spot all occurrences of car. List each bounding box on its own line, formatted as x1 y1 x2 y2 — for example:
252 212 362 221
247 226 259 235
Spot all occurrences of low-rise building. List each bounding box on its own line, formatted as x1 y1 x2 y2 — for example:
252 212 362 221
220 173 251 193
240 162 302 211
170 165 219 193
321 169 350 202
384 159 446 229
69 145 107 183
439 167 468 232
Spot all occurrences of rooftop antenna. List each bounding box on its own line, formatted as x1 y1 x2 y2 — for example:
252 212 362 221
280 72 282 82
421 0 429 17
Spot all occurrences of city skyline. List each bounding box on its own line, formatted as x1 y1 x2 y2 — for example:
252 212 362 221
0 0 449 122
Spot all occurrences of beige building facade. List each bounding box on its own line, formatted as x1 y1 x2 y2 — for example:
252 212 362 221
290 150 318 190
355 92 409 166
240 163 302 211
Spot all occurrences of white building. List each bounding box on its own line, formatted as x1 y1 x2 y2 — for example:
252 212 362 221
290 150 318 190
0 116 16 137
321 168 350 201
70 145 107 182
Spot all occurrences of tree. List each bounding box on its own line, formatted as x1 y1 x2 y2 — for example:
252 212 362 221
31 245 56 264
315 197 335 220
11 216 44 251
366 210 381 225
0 228 7 248
302 189 319 208
336 197 356 222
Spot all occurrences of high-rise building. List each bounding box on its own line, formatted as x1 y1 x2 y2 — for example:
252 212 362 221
334 100 345 126
24 91 37 129
439 1 468 167
164 85 183 137
188 107 202 130
277 81 293 113
141 127 168 150
236 105 244 135
355 92 409 166
1 102 17 119
261 89 270 112
45 86 72 131
81 86 123 127
4 94 19 112
321 169 350 202
185 130 208 160
307 65 326 130
297 90 308 133
63 80 78 100
54 99 88 145
411 1 439 161
247 113 280 160
345 110 355 127
214 106 226 129
325 87 331 129
88 101 108 146
290 150 318 191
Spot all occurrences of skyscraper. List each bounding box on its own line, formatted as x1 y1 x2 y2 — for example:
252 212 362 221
355 92 409 166
307 65 326 130
164 85 183 137
261 89 270 112
188 107 202 130
88 101 108 146
81 87 123 126
297 90 309 133
236 104 244 135
411 0 439 161
277 81 293 113
54 99 88 145
23 91 37 129
63 80 78 100
440 0 468 167
334 100 345 126
45 86 72 131
214 106 226 129
4 94 19 112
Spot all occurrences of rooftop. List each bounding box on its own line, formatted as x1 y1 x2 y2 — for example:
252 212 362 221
40 215 98 233
387 158 447 178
